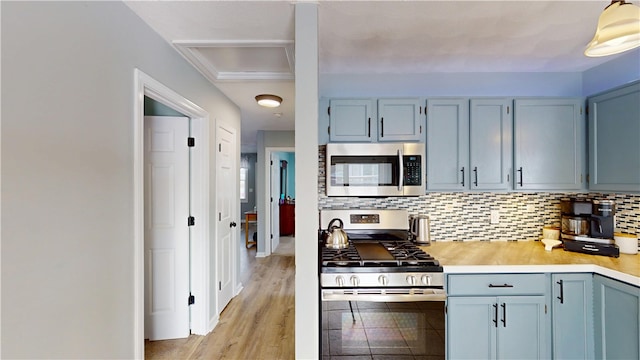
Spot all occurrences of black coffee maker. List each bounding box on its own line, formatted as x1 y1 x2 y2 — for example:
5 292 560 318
560 198 619 257
590 200 615 239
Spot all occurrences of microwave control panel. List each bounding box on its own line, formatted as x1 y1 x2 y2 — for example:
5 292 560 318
403 155 422 185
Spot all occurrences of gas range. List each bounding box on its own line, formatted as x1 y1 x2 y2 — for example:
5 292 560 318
319 209 444 289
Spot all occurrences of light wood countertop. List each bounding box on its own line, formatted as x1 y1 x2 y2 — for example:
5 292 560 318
420 241 640 286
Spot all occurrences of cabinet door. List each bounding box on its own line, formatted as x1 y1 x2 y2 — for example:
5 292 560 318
551 274 594 360
377 98 423 141
497 296 548 360
470 98 513 190
447 296 496 359
514 98 583 190
426 99 469 190
329 99 374 142
594 275 640 360
588 81 640 192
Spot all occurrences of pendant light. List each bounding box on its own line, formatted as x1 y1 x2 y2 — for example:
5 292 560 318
255 94 283 108
585 0 640 57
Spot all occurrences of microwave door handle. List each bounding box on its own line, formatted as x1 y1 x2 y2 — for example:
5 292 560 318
398 148 404 192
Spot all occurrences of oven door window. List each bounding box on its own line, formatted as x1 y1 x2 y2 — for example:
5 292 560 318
330 156 399 187
322 301 445 358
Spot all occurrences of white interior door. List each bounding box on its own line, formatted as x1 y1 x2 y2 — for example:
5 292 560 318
216 124 237 314
144 116 190 341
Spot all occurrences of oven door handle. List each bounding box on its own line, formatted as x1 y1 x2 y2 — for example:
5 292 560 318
322 289 446 302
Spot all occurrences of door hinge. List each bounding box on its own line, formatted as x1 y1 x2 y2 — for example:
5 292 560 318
544 304 547 314
271 234 274 239
328 126 330 135
218 143 221 152
219 282 222 291
188 216 195 226
188 293 195 306
219 213 221 221
328 106 331 116
585 105 589 115
507 106 510 114
187 137 195 147
420 106 422 114
420 125 422 134
271 160 273 166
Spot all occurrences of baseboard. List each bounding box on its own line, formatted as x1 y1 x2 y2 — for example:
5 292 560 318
256 251 268 258
235 283 244 296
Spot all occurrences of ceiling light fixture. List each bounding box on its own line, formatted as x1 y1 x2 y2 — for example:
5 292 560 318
255 94 283 108
585 0 640 57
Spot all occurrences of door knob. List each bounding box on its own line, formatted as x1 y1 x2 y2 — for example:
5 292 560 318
230 221 237 228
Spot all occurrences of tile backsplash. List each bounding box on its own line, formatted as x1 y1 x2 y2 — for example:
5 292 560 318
318 145 639 241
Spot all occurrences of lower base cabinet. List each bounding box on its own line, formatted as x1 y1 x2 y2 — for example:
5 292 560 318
551 273 594 359
593 274 640 360
446 274 550 360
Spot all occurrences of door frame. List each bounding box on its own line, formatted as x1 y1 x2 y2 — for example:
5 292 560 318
263 147 294 256
133 69 211 358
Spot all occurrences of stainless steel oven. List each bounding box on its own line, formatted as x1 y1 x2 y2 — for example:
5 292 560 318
319 209 445 359
326 143 425 197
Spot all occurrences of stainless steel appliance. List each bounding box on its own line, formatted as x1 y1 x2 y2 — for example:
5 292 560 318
325 143 425 197
560 198 619 257
410 214 431 245
319 209 445 358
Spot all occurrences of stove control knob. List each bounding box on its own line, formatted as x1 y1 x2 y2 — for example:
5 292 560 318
421 275 432 286
378 275 388 286
406 275 417 286
335 275 345 287
350 275 360 286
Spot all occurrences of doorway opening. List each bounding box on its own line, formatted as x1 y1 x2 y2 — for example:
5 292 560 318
264 147 295 256
133 69 211 359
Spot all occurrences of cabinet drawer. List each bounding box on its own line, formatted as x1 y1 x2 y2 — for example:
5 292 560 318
448 274 547 296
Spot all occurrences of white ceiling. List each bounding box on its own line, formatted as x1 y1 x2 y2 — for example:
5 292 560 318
124 0 623 152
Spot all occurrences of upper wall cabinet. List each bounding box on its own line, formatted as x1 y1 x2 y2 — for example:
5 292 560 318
426 98 512 191
377 98 423 142
426 99 469 190
513 98 584 190
588 81 640 192
470 99 513 190
328 98 423 142
328 99 375 142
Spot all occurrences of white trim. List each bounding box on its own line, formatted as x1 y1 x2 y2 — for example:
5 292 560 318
173 40 295 82
263 147 294 256
133 69 211 359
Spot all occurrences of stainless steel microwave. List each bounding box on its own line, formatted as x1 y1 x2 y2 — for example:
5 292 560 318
326 143 425 197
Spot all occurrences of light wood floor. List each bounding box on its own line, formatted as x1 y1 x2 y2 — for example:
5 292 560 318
145 236 296 359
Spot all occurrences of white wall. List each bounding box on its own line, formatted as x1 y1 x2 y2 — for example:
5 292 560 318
1 2 240 358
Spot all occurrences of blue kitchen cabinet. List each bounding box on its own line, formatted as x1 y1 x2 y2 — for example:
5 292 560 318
587 81 640 192
328 99 375 142
426 99 469 190
593 274 640 360
447 274 550 360
426 98 512 191
377 98 423 141
551 273 594 359
328 98 423 142
470 98 513 190
513 98 584 190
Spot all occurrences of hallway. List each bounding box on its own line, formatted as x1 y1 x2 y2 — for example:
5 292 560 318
145 236 296 359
